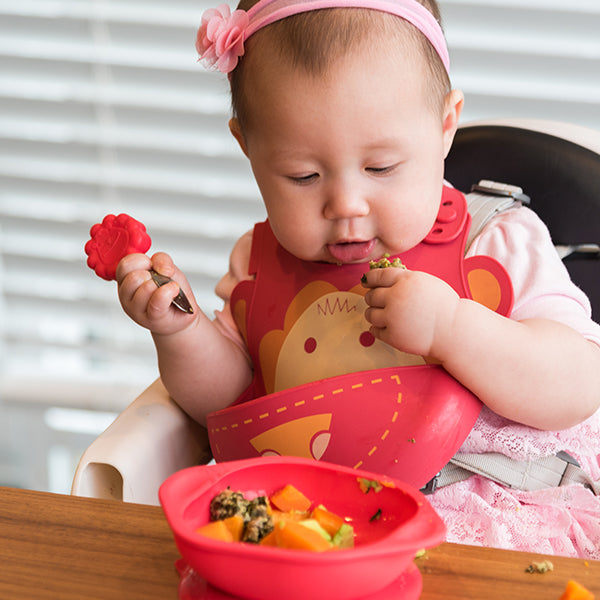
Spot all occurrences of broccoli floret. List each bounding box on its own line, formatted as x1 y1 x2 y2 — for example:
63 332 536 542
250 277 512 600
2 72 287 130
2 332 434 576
209 489 249 521
210 490 274 543
242 497 274 543
368 253 406 270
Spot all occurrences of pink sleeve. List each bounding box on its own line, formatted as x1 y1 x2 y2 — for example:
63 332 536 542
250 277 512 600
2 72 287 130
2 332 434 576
212 229 254 361
467 206 600 347
461 208 600 463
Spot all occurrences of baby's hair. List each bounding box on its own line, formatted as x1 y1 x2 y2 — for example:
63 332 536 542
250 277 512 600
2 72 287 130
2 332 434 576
230 0 451 129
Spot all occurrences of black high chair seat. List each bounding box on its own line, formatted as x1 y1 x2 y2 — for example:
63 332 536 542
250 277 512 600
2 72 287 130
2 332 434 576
445 120 600 318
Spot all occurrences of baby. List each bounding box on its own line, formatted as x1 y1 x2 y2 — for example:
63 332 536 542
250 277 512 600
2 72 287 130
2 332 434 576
116 0 600 557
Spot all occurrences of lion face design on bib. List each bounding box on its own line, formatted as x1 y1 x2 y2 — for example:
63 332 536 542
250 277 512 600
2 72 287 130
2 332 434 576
257 281 425 394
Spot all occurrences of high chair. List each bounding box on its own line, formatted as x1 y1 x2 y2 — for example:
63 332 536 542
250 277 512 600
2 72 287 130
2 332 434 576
446 118 600 317
71 379 212 504
71 118 600 505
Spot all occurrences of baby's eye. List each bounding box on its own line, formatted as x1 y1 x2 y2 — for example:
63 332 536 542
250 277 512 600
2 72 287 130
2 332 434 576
366 164 398 176
289 173 319 185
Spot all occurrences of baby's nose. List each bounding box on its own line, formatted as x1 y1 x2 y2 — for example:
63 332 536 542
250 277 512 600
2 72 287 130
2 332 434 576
323 183 370 220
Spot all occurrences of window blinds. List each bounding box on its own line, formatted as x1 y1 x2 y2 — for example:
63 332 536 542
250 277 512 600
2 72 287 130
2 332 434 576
0 0 265 409
0 0 598 412
442 0 600 128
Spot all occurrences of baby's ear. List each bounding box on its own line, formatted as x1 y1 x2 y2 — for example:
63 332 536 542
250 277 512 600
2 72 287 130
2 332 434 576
229 118 248 157
442 89 464 158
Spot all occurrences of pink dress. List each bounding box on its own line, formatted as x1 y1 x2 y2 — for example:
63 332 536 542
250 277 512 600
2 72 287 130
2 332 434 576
214 205 600 559
430 206 600 559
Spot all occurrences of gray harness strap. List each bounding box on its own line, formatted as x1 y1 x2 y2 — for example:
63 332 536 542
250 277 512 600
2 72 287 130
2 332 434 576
465 182 527 252
421 182 599 496
425 452 600 496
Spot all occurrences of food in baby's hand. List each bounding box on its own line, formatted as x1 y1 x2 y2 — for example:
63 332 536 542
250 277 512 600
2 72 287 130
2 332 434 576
369 253 406 270
361 253 406 283
84 213 151 280
199 484 355 551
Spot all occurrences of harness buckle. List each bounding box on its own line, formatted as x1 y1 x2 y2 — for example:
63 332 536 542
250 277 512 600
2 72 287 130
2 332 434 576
471 179 531 205
556 450 581 487
420 472 441 495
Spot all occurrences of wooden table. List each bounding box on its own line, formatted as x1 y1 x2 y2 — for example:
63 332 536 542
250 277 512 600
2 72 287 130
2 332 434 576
1 486 598 599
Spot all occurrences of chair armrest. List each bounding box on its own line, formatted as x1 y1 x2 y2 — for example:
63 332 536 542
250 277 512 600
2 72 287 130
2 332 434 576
71 379 212 505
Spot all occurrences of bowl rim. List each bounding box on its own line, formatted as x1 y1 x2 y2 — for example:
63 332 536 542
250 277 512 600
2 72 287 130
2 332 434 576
159 456 445 564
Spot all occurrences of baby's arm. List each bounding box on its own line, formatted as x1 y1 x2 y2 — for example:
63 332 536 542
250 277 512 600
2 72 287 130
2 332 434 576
362 267 600 430
116 252 252 426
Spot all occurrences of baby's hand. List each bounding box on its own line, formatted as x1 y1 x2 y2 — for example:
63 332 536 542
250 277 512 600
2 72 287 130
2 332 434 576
362 267 460 359
116 252 198 335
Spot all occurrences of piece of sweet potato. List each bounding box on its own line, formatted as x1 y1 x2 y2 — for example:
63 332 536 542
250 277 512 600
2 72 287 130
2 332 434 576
196 515 244 543
274 520 332 552
270 484 312 513
258 529 278 546
311 505 345 537
559 580 595 600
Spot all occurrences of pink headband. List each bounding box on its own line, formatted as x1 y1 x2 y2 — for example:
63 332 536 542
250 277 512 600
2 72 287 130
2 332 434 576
196 0 450 75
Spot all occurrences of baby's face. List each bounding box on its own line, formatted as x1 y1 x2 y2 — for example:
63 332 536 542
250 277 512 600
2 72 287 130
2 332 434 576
231 36 461 264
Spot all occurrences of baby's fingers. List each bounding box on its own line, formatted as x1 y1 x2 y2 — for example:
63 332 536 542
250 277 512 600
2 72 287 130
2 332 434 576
150 252 176 279
145 280 181 318
361 266 407 289
116 253 152 284
364 306 388 330
118 268 154 308
364 286 388 309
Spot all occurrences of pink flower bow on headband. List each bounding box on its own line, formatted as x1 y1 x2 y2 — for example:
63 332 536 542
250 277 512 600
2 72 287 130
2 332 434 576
196 0 450 76
195 4 249 73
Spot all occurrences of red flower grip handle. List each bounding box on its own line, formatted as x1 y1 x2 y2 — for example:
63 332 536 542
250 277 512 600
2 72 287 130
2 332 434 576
85 213 151 281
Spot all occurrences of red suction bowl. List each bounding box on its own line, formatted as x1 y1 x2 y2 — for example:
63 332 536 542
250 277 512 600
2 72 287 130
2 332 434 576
208 365 481 489
159 457 445 600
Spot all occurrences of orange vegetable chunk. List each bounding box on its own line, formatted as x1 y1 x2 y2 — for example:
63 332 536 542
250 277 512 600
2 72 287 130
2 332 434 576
196 519 235 543
274 520 332 552
259 530 278 546
559 580 595 600
270 484 312 513
311 505 345 537
271 509 305 527
221 515 245 542
196 515 244 543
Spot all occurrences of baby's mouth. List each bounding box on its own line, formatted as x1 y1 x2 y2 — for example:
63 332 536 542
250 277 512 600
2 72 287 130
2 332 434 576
326 239 376 263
